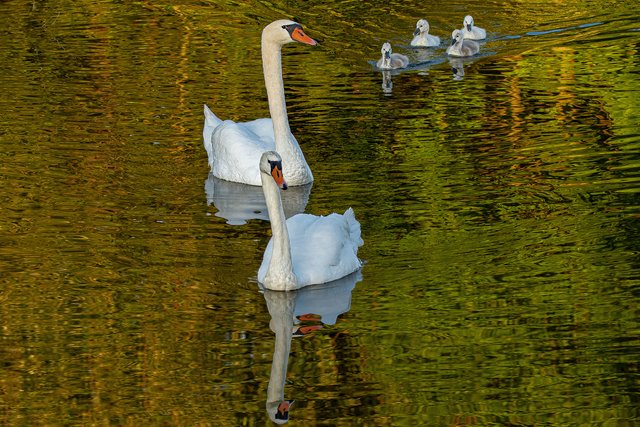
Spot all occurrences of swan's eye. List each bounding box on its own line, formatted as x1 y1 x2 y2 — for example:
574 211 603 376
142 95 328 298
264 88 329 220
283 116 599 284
268 160 283 174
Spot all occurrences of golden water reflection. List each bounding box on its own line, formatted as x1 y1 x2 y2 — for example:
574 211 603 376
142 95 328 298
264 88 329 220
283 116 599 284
1 0 639 425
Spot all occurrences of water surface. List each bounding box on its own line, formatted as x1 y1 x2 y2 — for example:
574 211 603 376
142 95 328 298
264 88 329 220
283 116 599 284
1 0 639 425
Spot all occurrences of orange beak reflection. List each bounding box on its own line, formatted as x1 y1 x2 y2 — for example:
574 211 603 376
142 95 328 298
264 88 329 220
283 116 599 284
291 27 317 46
275 400 293 421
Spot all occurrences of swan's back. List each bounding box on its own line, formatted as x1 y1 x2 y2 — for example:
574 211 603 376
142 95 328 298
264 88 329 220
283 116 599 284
208 119 276 185
289 208 363 286
460 39 480 56
203 104 274 179
391 54 410 69
258 208 363 287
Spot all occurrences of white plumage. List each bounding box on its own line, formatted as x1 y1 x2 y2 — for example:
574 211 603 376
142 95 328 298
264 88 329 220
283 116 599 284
257 152 363 291
376 42 409 70
461 15 486 40
447 29 480 57
411 19 441 47
203 19 316 186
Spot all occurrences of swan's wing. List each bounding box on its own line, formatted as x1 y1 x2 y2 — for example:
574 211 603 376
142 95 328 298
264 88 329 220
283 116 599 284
209 118 276 185
411 35 425 47
411 34 440 47
462 40 480 56
391 53 410 69
288 211 363 286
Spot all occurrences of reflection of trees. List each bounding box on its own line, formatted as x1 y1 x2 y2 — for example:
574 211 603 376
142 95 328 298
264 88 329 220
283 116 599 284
345 34 640 426
1 0 639 425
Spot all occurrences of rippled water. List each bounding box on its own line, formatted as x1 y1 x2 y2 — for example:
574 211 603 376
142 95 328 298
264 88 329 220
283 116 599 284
1 0 639 425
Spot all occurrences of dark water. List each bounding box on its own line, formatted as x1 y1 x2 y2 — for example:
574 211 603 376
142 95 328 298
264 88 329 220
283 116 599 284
1 0 639 425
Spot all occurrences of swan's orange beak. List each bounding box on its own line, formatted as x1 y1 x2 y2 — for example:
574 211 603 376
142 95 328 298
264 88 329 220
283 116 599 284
291 27 317 46
271 163 288 190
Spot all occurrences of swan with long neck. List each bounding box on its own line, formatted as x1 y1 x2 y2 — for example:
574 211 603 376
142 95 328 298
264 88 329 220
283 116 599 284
203 20 316 186
257 151 363 291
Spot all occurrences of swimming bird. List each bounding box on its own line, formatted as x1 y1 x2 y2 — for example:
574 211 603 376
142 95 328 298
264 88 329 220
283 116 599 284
446 29 480 57
411 19 441 47
202 20 317 186
376 42 409 70
257 151 363 291
461 15 486 40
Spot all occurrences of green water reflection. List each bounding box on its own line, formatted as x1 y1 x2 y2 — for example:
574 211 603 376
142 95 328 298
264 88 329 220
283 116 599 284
1 0 639 425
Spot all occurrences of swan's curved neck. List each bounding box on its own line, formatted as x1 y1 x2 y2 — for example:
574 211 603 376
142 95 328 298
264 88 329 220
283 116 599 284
261 171 297 289
265 293 294 407
262 39 292 154
267 325 290 407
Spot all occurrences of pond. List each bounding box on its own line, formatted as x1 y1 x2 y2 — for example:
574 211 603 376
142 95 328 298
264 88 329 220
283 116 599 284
1 0 639 425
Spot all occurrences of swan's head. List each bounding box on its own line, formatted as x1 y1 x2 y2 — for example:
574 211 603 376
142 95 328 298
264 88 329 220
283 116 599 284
260 151 288 190
381 42 392 59
451 29 463 44
266 400 294 424
464 15 474 31
263 19 317 47
414 19 429 36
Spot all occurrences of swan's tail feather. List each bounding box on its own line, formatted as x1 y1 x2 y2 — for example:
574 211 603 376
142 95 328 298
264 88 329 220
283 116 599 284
343 207 364 248
203 104 223 128
203 104 222 169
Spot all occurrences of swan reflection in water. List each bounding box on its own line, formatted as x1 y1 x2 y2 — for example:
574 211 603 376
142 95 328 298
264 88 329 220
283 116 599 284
448 56 481 81
262 270 362 423
204 174 312 225
380 69 409 95
381 70 393 95
449 57 465 80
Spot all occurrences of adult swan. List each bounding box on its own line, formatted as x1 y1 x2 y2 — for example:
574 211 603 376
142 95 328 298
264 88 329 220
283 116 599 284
203 20 317 186
257 151 363 291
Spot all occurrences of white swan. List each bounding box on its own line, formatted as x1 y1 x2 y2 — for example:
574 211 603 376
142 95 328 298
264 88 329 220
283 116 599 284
257 151 363 291
376 42 409 70
461 15 486 40
447 29 480 57
202 20 316 186
411 19 441 47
